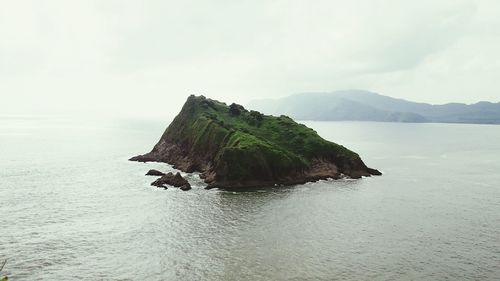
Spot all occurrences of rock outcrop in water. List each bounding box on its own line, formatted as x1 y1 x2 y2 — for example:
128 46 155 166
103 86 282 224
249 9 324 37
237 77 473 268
130 95 381 189
150 172 191 191
145 169 165 176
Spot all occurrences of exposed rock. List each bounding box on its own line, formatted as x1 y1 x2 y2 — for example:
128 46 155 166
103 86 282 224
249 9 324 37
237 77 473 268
150 172 191 190
229 103 246 116
145 169 165 176
129 154 157 162
132 95 381 189
367 168 383 176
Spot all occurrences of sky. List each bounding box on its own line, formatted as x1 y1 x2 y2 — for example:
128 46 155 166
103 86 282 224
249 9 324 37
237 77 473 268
1 0 499 118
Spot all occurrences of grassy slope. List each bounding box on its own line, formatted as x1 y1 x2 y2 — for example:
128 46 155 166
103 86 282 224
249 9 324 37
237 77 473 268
158 96 360 182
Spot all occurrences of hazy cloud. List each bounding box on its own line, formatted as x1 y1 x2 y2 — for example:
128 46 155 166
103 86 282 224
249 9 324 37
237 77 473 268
1 0 499 117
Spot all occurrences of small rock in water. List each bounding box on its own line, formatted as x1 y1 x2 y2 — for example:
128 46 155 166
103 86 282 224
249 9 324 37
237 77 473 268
150 172 191 190
146 169 165 176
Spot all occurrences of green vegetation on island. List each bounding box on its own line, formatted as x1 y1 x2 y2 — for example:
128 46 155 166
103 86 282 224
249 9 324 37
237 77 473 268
131 95 380 188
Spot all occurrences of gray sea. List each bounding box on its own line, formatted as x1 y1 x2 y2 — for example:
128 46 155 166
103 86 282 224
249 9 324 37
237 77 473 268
1 117 499 280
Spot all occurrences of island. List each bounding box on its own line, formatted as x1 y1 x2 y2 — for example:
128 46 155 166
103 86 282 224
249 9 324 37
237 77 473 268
130 95 381 189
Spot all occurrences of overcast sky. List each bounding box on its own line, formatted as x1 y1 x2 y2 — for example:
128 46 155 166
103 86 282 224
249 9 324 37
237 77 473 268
1 0 499 118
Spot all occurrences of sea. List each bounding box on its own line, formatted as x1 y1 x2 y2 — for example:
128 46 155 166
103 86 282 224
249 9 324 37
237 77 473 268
0 116 499 280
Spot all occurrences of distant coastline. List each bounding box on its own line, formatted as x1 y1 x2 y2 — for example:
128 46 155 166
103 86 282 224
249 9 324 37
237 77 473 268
248 90 500 125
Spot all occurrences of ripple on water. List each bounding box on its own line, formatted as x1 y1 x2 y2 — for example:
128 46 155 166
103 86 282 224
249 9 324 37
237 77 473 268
1 119 500 280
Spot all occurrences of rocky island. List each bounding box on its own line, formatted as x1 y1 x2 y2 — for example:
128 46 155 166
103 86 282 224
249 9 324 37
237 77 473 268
131 95 381 189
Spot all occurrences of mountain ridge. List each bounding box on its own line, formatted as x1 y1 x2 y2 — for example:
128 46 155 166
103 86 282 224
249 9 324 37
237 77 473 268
248 90 500 124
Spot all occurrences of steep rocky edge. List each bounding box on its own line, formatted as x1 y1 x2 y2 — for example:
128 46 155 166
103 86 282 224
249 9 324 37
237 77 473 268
130 95 381 189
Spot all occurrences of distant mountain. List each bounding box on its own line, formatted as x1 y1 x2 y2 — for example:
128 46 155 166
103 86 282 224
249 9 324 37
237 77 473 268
247 90 500 124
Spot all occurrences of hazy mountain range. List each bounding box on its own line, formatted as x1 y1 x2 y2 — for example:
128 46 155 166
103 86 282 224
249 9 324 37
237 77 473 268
247 90 500 124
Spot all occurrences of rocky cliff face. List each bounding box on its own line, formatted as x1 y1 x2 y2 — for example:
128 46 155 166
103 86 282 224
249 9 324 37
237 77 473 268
130 95 381 189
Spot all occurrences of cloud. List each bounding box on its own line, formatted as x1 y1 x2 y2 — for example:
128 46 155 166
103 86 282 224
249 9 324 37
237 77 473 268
0 0 499 117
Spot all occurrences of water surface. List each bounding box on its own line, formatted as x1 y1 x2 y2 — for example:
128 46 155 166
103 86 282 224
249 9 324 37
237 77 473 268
1 118 499 280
